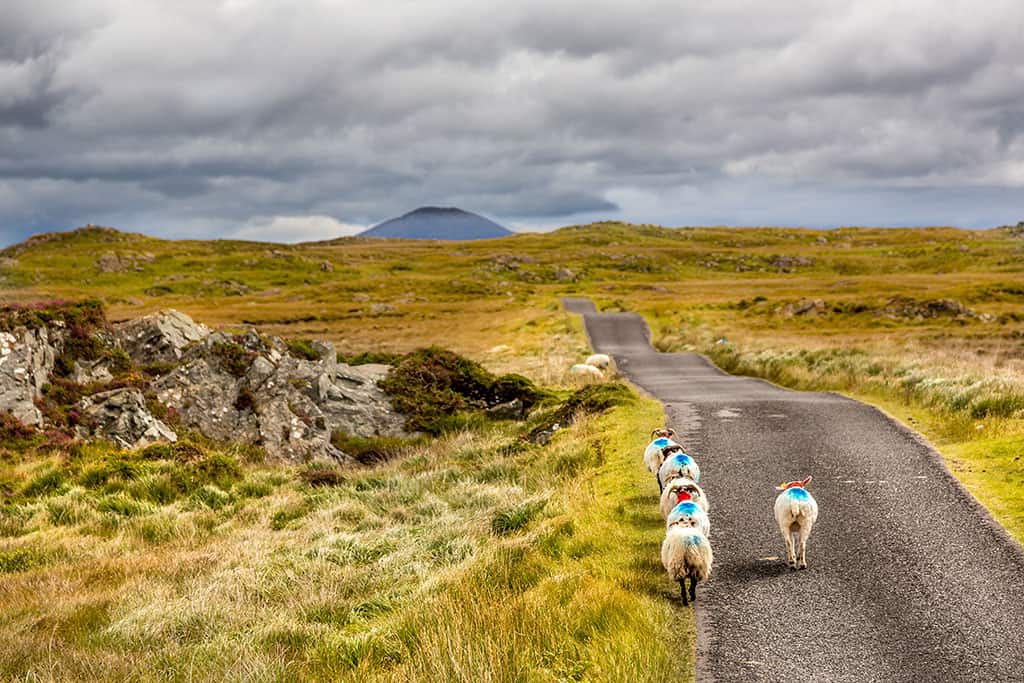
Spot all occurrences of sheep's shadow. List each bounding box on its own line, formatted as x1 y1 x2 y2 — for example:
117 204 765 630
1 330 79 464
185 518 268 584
721 558 793 583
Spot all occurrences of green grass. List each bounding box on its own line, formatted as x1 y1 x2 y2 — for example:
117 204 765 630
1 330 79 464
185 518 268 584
0 382 692 681
4 219 1024 677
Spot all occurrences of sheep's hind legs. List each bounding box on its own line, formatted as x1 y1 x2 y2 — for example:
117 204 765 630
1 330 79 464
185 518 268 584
784 533 797 569
688 577 698 604
798 533 808 569
678 579 689 607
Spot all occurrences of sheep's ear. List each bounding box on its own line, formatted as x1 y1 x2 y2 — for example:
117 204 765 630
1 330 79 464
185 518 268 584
667 428 676 437
650 429 661 439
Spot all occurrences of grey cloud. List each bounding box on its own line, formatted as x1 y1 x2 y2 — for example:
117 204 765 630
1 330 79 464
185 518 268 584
2 0 1024 247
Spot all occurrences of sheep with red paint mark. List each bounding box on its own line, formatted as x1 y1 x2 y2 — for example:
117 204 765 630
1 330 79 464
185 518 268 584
774 475 818 569
660 476 709 518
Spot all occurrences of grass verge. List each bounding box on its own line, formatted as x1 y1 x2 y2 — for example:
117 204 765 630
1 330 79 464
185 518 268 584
0 391 692 681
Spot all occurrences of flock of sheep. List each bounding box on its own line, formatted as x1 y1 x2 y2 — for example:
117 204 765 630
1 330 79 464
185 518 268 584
569 353 612 380
644 427 819 606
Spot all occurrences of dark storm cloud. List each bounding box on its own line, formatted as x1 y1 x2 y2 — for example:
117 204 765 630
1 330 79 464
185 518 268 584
2 0 1024 246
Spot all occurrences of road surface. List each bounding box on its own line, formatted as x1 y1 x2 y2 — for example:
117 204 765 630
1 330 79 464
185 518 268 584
564 297 1024 682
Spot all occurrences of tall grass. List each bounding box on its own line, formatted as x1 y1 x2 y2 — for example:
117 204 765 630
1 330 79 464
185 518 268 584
0 395 692 681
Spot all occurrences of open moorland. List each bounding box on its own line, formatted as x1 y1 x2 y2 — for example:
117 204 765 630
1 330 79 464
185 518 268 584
2 222 1024 679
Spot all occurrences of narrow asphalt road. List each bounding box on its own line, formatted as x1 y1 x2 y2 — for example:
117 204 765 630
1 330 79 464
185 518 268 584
564 298 1024 683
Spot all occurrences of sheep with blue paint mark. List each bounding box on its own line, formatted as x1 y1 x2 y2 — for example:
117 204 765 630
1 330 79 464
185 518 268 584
643 428 679 476
660 476 709 518
661 524 713 607
657 448 700 492
774 476 818 569
665 488 710 537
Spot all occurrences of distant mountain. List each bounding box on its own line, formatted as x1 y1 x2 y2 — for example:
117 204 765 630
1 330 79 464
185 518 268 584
360 207 512 240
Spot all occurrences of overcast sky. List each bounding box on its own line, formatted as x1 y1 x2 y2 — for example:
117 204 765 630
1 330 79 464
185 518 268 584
2 0 1023 246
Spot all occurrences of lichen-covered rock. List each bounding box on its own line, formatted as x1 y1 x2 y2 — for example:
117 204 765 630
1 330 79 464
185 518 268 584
69 359 114 384
154 335 406 462
115 309 210 363
77 388 177 449
0 326 61 426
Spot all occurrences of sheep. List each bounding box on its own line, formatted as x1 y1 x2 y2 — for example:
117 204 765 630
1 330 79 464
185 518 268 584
774 475 818 570
585 353 612 369
657 449 701 491
569 363 603 381
665 488 711 537
660 476 709 518
643 433 680 476
661 526 713 606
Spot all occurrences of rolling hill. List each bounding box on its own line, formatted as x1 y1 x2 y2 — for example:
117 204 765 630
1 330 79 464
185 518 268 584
360 206 512 240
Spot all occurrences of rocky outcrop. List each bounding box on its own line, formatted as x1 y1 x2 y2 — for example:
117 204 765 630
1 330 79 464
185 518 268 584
115 309 210 363
1 307 409 462
76 388 177 449
0 326 61 426
153 330 407 461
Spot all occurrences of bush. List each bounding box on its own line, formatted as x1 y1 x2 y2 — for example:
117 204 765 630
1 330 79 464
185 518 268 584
379 347 545 434
329 432 420 465
337 351 403 366
210 342 255 378
286 338 321 361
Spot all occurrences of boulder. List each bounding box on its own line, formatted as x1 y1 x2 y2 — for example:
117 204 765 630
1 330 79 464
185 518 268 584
0 326 61 426
115 309 210 363
77 388 177 449
70 359 114 384
154 337 406 462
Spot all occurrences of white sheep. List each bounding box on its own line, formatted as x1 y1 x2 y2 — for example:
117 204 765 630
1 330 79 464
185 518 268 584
661 526 713 607
585 353 612 369
569 363 603 381
643 431 680 476
774 476 818 570
657 449 701 491
660 476 709 517
665 489 711 538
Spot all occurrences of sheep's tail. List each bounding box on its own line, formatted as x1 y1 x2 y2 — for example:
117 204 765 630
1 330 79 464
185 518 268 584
790 497 801 518
682 536 712 582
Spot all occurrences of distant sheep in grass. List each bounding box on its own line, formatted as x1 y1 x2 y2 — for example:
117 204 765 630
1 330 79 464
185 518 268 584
662 526 713 607
657 448 701 492
569 363 603 381
585 353 612 369
660 476 708 518
774 476 818 570
665 488 710 537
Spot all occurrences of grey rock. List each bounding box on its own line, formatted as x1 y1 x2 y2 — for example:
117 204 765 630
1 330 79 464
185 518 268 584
153 335 406 462
97 252 127 273
0 326 61 426
486 398 525 419
319 261 334 272
115 309 210 363
555 267 576 282
70 359 114 384
77 388 177 449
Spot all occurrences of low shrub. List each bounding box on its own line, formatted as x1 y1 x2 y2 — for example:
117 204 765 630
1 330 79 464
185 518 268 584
380 347 545 434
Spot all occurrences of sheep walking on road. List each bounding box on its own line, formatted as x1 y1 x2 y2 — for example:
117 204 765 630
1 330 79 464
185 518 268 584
657 449 701 492
660 476 709 518
661 526 713 607
665 488 711 537
643 434 680 476
774 476 818 570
